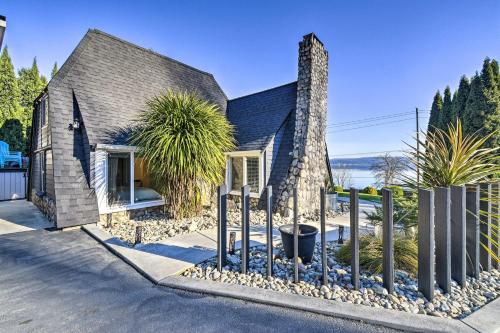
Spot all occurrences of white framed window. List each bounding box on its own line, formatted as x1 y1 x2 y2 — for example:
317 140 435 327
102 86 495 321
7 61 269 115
95 145 164 214
225 151 264 197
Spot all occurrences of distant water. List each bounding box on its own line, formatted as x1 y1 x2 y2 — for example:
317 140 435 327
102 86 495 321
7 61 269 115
332 168 378 189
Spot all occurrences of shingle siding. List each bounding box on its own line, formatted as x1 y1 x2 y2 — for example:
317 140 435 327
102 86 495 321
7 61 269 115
227 82 297 152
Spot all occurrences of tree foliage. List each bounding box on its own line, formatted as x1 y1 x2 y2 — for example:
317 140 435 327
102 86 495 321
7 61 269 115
427 90 442 133
131 91 235 218
18 58 46 129
51 62 58 78
451 75 470 123
0 118 23 152
0 47 21 127
438 86 453 130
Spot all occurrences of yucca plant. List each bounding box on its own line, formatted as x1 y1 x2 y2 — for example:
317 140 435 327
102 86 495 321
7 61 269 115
403 120 499 188
131 91 235 218
404 119 500 264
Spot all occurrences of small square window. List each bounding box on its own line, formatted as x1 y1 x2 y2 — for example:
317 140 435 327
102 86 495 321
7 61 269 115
246 157 259 193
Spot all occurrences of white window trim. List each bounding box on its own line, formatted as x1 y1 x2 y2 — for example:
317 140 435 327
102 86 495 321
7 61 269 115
225 151 264 198
95 145 164 214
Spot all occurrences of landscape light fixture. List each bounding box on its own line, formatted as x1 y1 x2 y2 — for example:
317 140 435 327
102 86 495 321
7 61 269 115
0 16 6 50
338 225 344 244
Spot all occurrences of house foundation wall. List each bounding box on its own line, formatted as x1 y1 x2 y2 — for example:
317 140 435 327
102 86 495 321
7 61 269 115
31 190 57 224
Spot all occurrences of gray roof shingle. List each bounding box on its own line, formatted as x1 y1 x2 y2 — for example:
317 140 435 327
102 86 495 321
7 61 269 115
52 29 228 146
227 82 297 152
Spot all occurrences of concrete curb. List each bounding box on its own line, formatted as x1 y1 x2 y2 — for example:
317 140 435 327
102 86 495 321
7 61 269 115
82 225 496 333
158 275 475 333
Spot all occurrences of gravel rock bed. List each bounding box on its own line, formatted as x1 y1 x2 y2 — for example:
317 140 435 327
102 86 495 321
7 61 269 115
100 207 339 246
183 242 499 319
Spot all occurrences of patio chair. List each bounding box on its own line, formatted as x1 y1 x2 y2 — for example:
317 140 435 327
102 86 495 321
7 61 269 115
0 141 22 168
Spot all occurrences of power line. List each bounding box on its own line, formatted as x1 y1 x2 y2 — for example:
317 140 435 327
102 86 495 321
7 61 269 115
331 150 404 157
326 110 430 128
327 117 416 133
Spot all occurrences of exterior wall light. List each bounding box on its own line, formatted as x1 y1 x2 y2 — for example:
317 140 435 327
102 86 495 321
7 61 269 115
69 118 82 131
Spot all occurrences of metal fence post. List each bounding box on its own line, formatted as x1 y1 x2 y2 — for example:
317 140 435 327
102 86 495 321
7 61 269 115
494 182 500 270
320 187 328 286
435 187 451 294
466 185 480 278
382 188 394 294
350 188 359 290
217 185 227 271
241 185 250 274
266 185 273 277
293 187 299 283
451 185 467 287
479 183 492 272
418 188 434 300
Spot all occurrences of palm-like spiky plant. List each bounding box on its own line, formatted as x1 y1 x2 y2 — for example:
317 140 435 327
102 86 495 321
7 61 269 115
404 119 499 264
403 120 499 188
131 91 235 218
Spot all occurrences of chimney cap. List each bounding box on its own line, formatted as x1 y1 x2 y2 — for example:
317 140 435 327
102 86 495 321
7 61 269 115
303 33 324 47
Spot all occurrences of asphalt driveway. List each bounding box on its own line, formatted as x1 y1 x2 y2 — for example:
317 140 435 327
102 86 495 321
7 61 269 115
0 229 400 332
0 200 53 235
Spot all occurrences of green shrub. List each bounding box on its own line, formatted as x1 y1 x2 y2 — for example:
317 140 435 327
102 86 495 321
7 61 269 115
363 186 378 195
386 185 403 197
336 234 418 276
334 185 344 193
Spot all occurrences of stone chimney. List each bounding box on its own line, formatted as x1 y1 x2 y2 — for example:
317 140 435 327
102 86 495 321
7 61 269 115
277 33 329 215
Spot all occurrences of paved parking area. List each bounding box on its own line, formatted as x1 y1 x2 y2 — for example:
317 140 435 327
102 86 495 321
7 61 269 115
0 229 399 332
0 200 53 235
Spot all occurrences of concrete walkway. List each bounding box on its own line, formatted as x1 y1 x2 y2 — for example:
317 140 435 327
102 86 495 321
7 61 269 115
83 210 375 283
0 200 53 235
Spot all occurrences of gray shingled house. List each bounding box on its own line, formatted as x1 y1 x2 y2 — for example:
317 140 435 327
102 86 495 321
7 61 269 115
29 29 332 228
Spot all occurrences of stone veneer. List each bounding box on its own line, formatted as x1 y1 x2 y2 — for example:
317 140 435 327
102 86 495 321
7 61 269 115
31 190 57 224
277 33 329 216
98 205 164 224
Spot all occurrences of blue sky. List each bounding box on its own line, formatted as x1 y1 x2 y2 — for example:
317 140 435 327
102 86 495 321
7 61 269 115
2 0 499 156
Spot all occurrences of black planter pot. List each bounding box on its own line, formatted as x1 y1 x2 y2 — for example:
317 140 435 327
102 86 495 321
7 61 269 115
278 224 318 263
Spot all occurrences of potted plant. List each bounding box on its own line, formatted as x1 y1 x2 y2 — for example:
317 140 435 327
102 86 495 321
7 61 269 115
278 224 318 263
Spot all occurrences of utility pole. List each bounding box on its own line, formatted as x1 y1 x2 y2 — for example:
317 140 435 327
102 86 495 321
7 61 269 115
416 107 420 189
0 16 6 50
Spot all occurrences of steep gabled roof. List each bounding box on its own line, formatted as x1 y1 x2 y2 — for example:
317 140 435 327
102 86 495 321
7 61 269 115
227 82 297 151
50 29 227 145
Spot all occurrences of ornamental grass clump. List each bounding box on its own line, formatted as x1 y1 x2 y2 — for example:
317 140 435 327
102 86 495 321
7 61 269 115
131 91 235 218
336 235 418 276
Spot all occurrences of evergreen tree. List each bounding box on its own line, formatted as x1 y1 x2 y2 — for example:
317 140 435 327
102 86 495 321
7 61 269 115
463 73 487 136
439 86 453 130
17 58 46 129
51 62 58 78
427 90 442 133
0 118 23 152
480 58 500 148
451 75 470 124
0 47 21 127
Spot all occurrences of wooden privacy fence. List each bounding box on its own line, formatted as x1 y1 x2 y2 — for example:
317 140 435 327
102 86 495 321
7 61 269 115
215 182 500 301
0 168 27 201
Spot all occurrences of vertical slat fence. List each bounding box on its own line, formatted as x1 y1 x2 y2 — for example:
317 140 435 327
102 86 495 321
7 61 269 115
382 188 394 293
350 188 359 290
494 182 500 270
241 185 250 274
293 187 299 283
450 185 467 287
418 188 434 300
266 186 273 277
466 185 480 278
217 185 227 271
320 187 328 286
479 183 492 271
435 187 451 294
